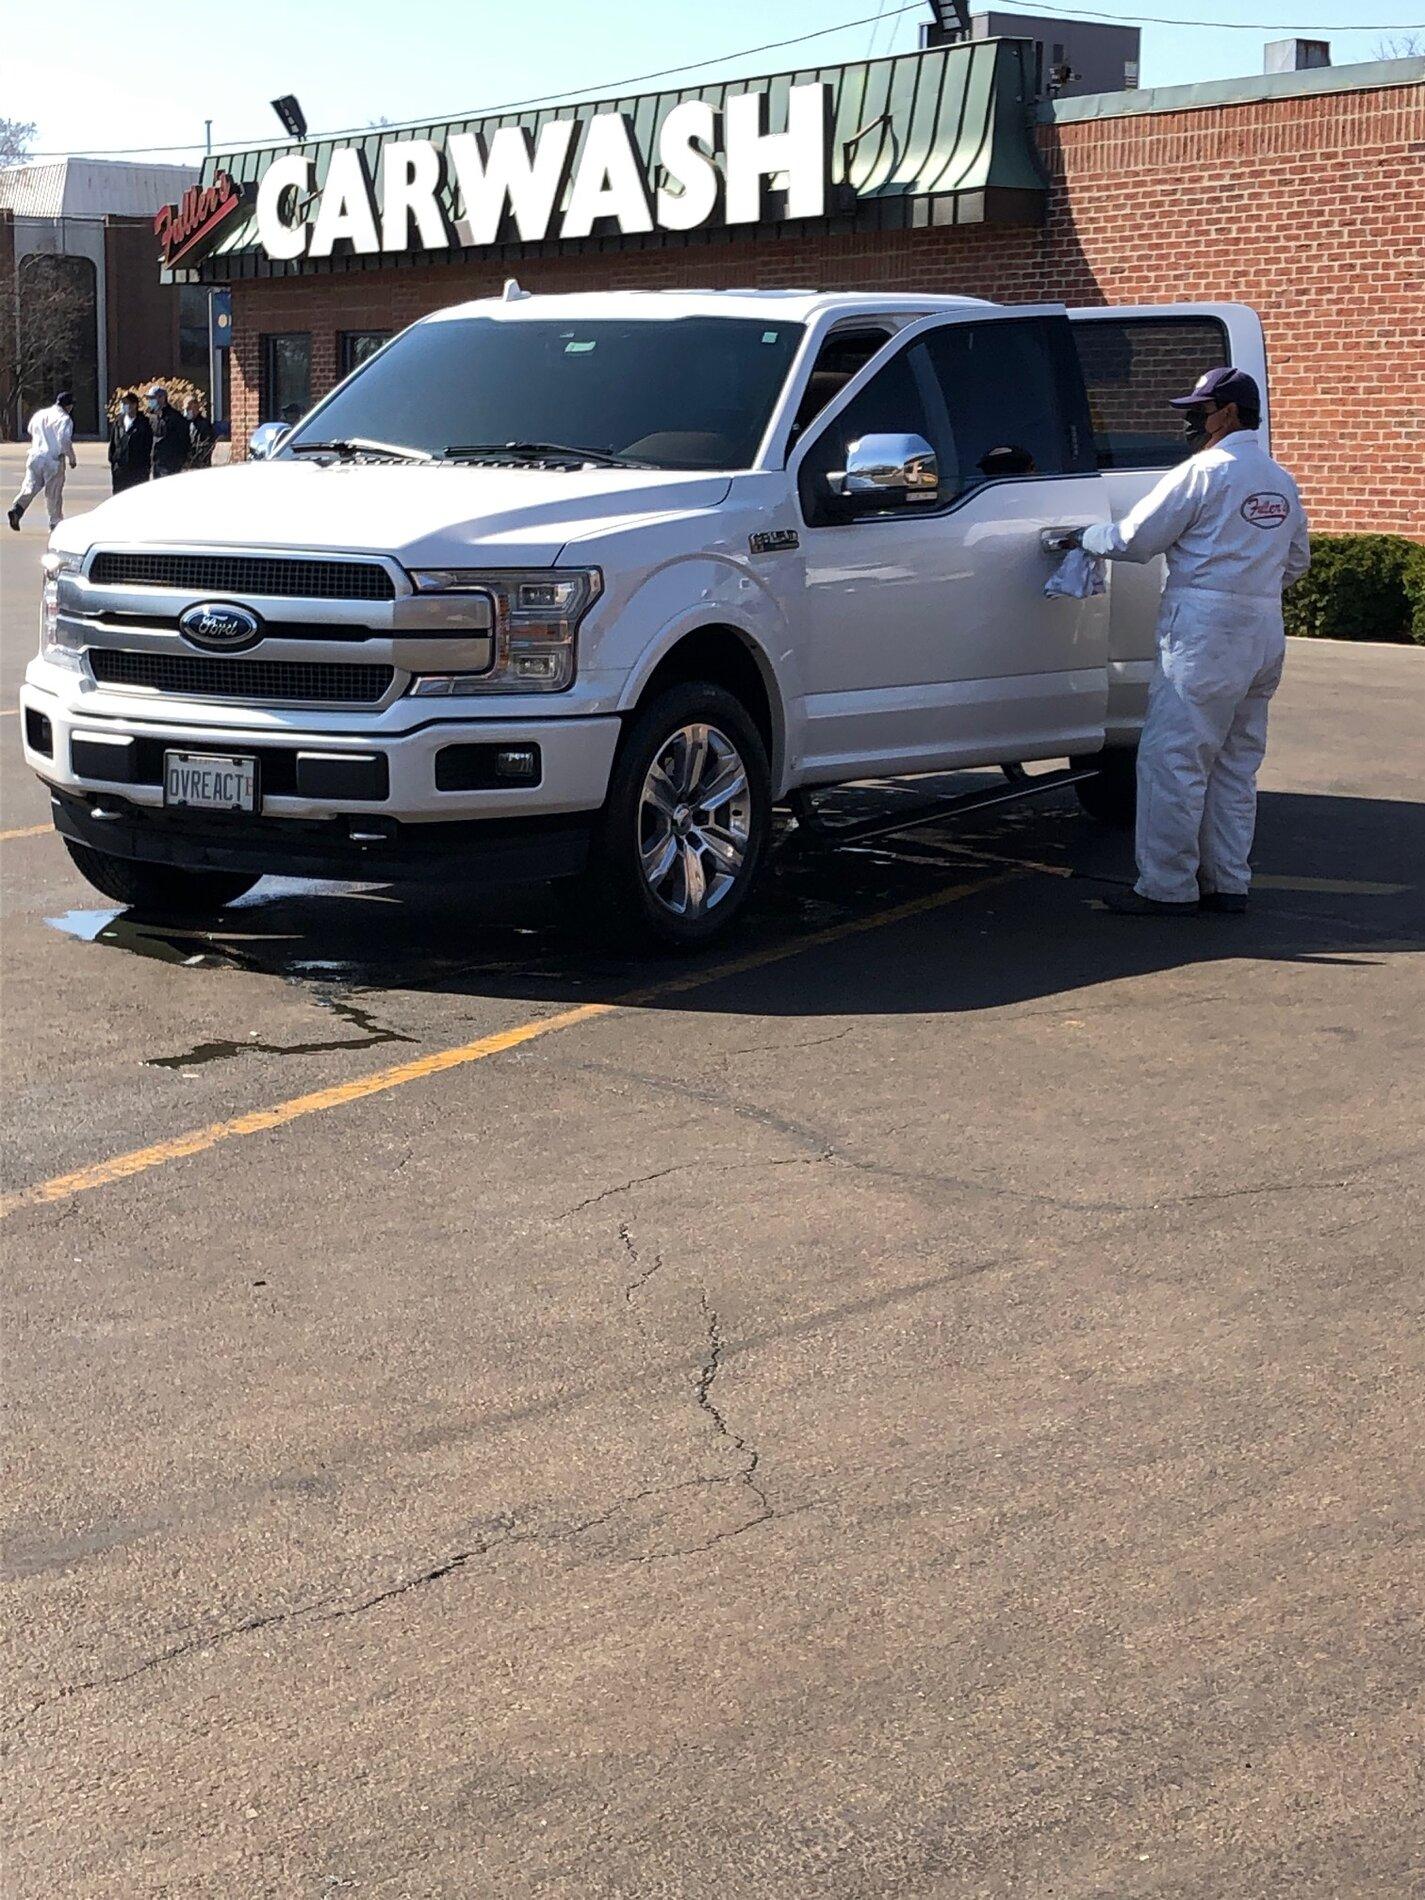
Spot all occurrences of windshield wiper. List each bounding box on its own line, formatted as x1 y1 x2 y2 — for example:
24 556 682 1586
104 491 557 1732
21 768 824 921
442 440 652 469
288 437 433 463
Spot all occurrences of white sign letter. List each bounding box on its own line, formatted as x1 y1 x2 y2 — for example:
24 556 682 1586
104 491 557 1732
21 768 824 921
447 122 577 246
309 146 381 257
380 139 451 253
256 153 315 261
656 100 722 233
561 112 654 239
724 82 831 225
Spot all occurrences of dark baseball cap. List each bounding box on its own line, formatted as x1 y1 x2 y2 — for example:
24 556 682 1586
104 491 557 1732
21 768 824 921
1169 365 1260 411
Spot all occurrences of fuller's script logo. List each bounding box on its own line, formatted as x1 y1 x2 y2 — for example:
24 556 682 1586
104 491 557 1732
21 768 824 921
179 603 263 652
1241 491 1290 529
154 173 248 269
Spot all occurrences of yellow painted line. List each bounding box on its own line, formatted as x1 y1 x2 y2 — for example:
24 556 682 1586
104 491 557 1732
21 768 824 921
0 822 50 842
0 870 1010 1220
1252 874 1407 896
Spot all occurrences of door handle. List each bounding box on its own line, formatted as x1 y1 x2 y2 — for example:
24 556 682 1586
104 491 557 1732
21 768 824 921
1041 525 1093 553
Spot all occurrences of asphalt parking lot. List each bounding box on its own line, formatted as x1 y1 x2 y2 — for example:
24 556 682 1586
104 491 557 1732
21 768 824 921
2 449 1422 1898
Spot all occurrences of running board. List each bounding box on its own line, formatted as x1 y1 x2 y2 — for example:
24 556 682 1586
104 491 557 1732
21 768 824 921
788 763 1098 850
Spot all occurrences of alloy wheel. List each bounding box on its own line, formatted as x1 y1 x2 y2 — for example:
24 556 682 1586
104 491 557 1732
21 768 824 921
637 722 753 920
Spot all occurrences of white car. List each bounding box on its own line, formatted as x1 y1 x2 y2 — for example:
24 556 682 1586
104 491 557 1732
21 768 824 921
22 288 1268 945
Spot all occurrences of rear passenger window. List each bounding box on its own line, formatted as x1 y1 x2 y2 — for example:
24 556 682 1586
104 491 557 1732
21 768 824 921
922 317 1086 495
1073 316 1229 469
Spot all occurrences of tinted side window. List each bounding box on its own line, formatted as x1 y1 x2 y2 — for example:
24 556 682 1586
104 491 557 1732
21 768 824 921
922 318 1077 494
1074 317 1229 468
797 342 952 524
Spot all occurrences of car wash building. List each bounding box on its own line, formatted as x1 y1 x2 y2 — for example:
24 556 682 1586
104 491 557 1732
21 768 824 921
167 35 1424 537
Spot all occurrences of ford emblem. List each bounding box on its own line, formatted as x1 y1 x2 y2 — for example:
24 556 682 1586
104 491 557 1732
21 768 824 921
179 602 262 652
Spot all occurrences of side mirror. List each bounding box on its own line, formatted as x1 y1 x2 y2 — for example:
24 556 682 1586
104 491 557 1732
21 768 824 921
841 432 939 503
247 421 291 462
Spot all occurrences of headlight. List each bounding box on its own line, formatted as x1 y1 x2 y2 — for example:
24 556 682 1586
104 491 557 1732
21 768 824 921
40 551 85 668
405 567 600 694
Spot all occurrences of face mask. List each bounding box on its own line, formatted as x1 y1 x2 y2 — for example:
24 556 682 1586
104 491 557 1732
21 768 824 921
147 397 160 411
1182 407 1214 453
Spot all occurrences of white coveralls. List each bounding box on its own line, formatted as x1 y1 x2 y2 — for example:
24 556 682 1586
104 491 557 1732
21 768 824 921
10 403 77 529
1083 433 1310 904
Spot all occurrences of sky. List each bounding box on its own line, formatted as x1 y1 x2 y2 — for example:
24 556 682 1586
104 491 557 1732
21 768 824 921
6 0 1423 165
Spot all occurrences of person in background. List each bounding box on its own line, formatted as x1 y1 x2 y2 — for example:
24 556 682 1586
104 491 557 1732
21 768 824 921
1070 366 1310 916
146 385 190 480
7 390 78 532
108 391 152 494
184 395 216 470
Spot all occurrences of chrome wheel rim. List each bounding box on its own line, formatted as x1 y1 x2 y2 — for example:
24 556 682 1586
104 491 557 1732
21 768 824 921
638 722 753 920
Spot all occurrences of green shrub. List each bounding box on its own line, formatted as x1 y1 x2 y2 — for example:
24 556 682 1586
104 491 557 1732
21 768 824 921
105 377 205 424
1283 533 1421 644
1403 544 1425 647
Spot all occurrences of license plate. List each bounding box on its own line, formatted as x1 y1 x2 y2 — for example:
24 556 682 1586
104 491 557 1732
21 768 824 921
163 751 258 813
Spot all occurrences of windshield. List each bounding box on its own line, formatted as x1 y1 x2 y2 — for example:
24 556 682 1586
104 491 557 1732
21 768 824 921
284 316 805 471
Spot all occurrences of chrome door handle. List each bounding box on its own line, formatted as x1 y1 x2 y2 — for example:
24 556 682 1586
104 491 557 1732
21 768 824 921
1041 525 1093 553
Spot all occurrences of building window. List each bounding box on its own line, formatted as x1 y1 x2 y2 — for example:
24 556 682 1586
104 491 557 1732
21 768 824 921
178 286 211 402
17 252 99 436
340 330 392 377
1073 316 1229 469
262 332 311 425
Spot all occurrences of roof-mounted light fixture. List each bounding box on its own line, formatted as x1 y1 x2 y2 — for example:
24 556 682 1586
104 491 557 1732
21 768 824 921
270 95 308 141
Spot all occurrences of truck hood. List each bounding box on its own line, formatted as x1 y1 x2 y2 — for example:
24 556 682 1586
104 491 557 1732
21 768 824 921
59 460 734 569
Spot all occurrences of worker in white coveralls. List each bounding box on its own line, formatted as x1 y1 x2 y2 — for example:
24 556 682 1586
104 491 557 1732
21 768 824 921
7 391 78 533
1070 366 1310 916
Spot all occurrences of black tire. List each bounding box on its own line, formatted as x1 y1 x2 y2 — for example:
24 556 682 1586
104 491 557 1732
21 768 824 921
585 681 771 949
1071 747 1138 828
64 840 259 916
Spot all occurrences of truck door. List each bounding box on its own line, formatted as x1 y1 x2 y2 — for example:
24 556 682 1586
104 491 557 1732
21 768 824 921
1068 302 1268 741
788 306 1113 783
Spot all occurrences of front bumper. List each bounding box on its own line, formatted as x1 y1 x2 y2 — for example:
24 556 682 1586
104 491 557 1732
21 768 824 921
22 671 621 882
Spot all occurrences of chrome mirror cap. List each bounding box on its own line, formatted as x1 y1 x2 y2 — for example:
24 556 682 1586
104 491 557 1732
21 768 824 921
247 422 291 462
842 432 939 498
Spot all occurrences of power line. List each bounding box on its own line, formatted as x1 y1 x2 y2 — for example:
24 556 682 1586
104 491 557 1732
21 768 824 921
19 1 1422 162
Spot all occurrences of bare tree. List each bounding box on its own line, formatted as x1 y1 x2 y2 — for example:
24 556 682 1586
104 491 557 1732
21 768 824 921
1373 33 1424 58
0 255 91 437
0 117 37 166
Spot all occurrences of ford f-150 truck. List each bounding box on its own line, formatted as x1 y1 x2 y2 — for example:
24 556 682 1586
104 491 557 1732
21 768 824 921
22 288 1268 944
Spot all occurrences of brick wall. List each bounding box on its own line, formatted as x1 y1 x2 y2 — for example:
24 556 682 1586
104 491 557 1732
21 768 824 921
227 77 1425 536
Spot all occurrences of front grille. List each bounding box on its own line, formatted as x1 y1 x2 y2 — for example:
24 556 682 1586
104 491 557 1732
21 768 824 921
88 552 396 600
89 611 378 643
88 649 394 704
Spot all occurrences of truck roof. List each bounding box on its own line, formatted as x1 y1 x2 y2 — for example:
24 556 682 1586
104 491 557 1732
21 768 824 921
423 288 999 326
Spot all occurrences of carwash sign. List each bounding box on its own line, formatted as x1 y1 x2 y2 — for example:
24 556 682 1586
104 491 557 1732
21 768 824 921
255 84 835 261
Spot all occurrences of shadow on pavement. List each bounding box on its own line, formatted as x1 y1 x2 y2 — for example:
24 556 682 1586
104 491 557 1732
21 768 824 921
44 784 1424 1021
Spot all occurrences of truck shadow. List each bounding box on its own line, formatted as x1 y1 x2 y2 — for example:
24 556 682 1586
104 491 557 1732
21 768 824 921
52 782 1424 1018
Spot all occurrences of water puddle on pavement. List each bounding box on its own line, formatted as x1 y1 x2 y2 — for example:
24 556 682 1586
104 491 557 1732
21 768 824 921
43 908 258 970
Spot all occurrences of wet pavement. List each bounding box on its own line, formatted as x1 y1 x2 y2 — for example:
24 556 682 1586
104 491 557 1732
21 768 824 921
2 455 1423 1897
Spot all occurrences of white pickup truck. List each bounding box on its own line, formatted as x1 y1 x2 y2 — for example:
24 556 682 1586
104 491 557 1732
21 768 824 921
23 288 1268 944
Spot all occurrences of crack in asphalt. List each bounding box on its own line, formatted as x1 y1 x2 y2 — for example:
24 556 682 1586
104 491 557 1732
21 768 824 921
542 1057 1419 1222
555 1152 825 1222
618 1221 663 1310
9 1279 796 1732
692 1293 771 1523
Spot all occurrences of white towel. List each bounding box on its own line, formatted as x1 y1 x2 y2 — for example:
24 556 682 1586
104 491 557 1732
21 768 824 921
1044 547 1106 600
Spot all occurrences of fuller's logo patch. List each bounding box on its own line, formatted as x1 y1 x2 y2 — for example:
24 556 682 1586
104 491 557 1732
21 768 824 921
178 602 263 652
1241 491 1290 529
